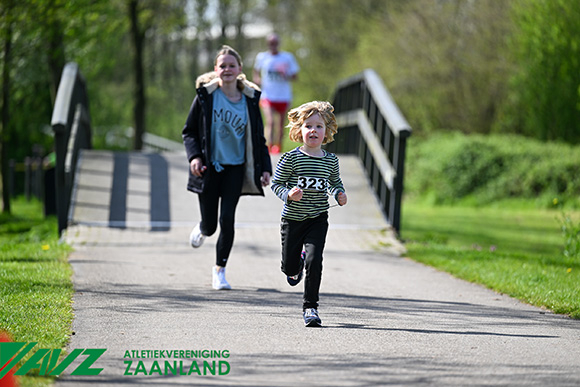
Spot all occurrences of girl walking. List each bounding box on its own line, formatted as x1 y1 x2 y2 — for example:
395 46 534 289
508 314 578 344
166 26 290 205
271 101 347 326
182 45 272 290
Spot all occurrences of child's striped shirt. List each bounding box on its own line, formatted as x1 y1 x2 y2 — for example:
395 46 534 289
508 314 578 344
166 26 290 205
271 147 345 221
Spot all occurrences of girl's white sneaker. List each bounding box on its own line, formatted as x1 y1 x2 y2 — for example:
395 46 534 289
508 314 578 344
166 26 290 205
212 267 231 290
189 223 205 248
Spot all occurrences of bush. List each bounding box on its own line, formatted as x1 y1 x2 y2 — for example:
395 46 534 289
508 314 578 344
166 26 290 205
406 133 580 207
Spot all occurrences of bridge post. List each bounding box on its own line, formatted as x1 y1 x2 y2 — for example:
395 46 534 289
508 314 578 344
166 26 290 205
51 63 91 235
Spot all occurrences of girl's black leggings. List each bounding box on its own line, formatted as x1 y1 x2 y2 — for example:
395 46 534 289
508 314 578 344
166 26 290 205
280 212 329 310
198 164 244 267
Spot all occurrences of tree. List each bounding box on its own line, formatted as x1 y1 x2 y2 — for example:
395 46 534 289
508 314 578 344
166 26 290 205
1 0 108 206
129 0 147 150
501 0 580 143
288 0 370 102
276 0 520 137
1 0 14 214
43 0 66 102
128 0 194 149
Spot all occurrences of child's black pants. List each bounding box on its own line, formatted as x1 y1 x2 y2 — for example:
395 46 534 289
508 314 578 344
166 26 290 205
280 212 328 310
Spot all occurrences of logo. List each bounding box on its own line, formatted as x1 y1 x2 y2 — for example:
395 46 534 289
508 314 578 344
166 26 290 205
122 349 231 376
0 342 105 377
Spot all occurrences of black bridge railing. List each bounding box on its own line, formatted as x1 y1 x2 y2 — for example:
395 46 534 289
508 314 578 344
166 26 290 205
327 69 412 235
51 63 92 235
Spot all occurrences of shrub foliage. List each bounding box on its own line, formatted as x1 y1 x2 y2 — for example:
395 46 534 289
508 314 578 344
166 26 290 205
406 133 580 207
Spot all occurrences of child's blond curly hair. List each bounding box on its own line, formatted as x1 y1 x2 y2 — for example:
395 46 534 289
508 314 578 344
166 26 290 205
287 101 338 145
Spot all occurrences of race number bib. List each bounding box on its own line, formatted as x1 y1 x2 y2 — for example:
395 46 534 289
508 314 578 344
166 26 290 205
297 176 327 191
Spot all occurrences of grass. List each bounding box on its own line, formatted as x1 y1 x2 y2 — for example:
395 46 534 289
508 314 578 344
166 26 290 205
0 197 73 386
401 200 580 319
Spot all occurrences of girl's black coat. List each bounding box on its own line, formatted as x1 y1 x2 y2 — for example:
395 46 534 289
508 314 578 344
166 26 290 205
182 76 272 196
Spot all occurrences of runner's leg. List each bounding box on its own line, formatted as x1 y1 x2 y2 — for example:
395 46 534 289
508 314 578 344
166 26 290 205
280 218 306 276
215 165 244 267
261 101 275 147
302 212 329 310
198 169 220 237
276 103 289 150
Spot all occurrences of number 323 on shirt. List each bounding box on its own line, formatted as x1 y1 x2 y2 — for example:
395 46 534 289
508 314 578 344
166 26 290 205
297 176 327 191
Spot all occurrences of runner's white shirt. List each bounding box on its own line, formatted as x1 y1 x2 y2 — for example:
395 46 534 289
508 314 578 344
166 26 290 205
254 51 299 102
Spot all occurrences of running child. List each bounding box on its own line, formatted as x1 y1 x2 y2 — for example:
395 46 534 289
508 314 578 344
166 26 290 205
271 101 347 327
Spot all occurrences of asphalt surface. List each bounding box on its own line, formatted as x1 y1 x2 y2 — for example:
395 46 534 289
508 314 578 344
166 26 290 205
55 150 580 386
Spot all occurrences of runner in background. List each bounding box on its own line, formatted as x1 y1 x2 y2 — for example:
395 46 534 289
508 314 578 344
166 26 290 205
253 33 300 154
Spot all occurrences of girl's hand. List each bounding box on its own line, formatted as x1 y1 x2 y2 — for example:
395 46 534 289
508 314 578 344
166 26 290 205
288 187 303 201
190 157 207 177
337 191 347 206
261 172 271 186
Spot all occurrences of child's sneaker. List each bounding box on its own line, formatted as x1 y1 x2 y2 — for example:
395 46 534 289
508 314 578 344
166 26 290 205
303 308 322 327
212 267 231 290
189 223 205 248
287 251 306 286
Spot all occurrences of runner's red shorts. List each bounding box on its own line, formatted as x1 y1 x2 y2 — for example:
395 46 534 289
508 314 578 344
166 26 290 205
260 99 290 115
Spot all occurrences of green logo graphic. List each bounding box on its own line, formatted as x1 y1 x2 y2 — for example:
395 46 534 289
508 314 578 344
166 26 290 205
0 342 106 377
121 349 231 377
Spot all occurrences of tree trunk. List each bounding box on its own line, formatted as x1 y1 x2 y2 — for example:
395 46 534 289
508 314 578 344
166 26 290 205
1 4 13 214
47 15 66 104
129 0 145 150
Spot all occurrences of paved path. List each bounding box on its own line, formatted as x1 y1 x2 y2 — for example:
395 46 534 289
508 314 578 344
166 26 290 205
57 150 580 386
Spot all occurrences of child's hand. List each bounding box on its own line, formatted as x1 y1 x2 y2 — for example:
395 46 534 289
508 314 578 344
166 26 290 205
337 191 347 206
288 187 303 201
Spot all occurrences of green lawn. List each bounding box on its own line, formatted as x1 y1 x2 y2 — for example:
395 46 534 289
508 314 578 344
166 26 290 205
401 201 580 318
0 197 73 386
